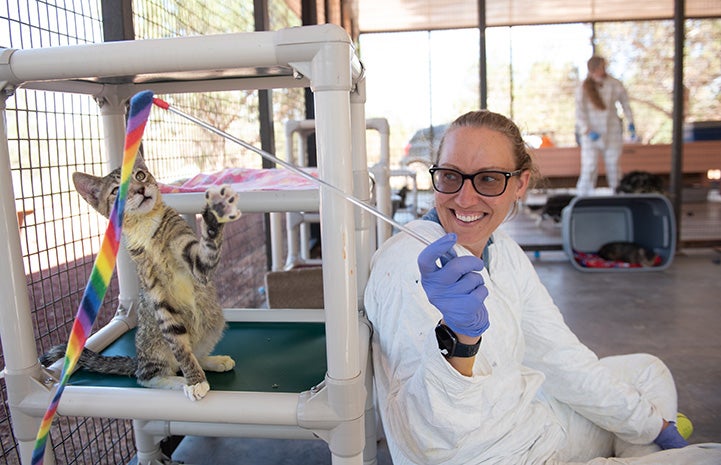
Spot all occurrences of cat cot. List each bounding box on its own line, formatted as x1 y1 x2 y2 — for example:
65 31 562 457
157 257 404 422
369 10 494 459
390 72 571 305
561 194 676 272
0 25 378 465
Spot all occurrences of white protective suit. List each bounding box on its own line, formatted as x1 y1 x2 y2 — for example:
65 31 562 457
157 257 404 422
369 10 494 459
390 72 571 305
364 218 721 465
575 75 634 196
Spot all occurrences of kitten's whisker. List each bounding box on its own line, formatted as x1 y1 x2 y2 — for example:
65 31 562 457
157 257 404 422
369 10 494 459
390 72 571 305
152 98 434 248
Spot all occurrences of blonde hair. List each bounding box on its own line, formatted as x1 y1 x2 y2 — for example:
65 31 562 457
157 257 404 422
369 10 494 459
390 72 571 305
583 56 606 110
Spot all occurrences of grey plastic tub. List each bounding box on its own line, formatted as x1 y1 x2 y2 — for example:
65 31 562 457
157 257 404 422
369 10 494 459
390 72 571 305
561 194 676 271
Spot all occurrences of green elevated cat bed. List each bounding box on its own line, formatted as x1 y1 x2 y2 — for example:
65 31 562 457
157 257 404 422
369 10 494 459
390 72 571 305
68 321 327 393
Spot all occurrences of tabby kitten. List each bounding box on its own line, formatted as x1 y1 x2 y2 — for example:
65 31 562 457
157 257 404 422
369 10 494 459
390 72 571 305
598 241 659 267
41 157 241 401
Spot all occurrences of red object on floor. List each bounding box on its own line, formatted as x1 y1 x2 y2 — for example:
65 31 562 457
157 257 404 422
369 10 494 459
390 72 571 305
573 250 662 269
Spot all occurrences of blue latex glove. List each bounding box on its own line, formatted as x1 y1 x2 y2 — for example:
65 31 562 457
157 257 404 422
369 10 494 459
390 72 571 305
588 131 600 141
628 123 637 139
417 233 490 337
654 422 689 450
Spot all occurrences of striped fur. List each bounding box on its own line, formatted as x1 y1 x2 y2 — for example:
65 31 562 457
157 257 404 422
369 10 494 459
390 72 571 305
41 158 240 401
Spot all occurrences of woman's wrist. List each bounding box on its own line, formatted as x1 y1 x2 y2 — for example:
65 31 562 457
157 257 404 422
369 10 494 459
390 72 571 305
439 319 482 345
436 320 482 377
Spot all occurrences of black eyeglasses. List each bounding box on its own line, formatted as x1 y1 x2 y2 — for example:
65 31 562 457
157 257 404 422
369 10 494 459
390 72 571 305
429 166 522 197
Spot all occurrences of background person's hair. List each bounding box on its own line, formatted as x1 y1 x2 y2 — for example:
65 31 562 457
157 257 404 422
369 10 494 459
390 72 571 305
583 55 607 110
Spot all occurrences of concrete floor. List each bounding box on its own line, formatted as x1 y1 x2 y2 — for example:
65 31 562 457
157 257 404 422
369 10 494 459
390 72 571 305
169 246 721 464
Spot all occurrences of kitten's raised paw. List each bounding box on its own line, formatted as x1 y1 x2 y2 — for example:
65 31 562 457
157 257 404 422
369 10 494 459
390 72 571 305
205 184 241 223
183 380 211 401
201 355 235 372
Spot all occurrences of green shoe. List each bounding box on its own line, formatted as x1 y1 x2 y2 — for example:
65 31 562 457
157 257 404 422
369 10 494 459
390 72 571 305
676 412 693 440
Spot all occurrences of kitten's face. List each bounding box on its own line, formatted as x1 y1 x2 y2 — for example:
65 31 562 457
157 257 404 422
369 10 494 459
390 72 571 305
72 159 160 218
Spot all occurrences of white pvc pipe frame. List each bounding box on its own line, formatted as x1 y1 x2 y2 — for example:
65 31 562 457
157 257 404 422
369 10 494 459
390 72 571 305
0 25 375 465
276 117 391 271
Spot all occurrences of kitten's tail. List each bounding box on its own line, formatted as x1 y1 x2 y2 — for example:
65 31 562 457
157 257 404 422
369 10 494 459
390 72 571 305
39 344 137 376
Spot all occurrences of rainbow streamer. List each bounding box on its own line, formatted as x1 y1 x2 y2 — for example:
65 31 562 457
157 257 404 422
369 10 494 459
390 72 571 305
31 90 154 465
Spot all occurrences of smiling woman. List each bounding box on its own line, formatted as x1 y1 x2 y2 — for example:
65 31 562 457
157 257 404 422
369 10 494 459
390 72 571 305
363 108 721 465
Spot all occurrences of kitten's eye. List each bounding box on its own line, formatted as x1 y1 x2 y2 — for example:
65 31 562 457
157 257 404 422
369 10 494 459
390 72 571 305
135 171 147 182
111 187 119 196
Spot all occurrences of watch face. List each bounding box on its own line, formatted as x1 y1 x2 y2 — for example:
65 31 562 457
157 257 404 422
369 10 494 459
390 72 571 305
435 322 481 358
435 323 457 358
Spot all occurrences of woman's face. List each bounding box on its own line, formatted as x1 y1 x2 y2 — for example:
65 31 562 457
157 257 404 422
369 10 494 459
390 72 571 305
589 61 607 82
434 125 531 256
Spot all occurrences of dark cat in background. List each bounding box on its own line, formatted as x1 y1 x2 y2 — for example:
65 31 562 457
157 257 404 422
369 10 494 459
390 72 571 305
616 171 665 194
540 193 576 223
41 157 241 401
540 172 664 224
598 241 659 267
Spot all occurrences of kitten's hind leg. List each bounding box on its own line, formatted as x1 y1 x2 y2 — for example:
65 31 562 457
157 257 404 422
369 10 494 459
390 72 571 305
205 184 241 223
200 355 235 372
139 375 187 391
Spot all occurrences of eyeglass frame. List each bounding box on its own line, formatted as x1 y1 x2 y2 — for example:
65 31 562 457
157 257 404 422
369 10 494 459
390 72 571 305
428 166 523 197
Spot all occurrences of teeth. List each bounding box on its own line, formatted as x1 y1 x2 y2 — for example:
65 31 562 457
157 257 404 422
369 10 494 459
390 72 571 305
455 212 483 222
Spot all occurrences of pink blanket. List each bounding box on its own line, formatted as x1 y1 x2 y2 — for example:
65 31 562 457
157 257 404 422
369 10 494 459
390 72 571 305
159 167 319 194
573 250 662 269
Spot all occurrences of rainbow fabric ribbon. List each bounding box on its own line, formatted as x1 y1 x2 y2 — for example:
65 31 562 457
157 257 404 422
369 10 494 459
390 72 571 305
31 90 154 465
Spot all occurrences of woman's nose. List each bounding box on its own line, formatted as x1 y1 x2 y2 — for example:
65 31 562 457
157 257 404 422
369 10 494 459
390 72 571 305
455 178 479 205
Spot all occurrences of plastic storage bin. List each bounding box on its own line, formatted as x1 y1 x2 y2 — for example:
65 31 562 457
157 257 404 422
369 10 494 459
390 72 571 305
683 120 721 141
561 194 676 271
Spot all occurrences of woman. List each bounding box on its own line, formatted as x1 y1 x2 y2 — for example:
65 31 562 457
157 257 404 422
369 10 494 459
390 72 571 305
364 110 719 464
575 55 635 196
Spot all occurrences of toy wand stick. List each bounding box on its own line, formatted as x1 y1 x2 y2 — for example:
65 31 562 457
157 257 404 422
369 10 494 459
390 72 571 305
152 97 436 248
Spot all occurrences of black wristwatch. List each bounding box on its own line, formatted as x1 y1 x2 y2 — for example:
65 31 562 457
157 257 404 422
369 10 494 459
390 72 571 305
435 320 481 358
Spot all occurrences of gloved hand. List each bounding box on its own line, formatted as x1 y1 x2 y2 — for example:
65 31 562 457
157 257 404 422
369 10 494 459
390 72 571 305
588 131 600 141
628 123 637 140
417 233 490 337
654 421 689 450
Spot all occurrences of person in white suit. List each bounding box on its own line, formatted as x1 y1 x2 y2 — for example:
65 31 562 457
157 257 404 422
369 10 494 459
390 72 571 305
364 109 720 464
575 55 636 196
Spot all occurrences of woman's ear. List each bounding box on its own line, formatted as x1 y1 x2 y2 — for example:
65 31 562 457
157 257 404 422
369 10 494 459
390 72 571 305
515 170 532 198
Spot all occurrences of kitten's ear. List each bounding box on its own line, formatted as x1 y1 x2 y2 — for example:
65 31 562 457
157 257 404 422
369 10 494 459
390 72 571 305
72 172 103 211
134 150 149 172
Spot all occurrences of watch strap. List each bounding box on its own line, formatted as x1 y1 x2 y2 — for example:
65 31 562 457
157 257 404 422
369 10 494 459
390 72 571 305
450 336 481 357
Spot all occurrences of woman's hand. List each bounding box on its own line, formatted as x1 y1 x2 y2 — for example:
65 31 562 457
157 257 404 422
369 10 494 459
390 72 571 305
417 233 490 338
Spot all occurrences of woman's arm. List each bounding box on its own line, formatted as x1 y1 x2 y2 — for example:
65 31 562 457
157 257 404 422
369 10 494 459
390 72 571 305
575 83 591 136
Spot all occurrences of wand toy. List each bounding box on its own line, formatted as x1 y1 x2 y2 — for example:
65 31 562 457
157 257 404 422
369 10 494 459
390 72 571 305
31 90 154 465
151 97 441 252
